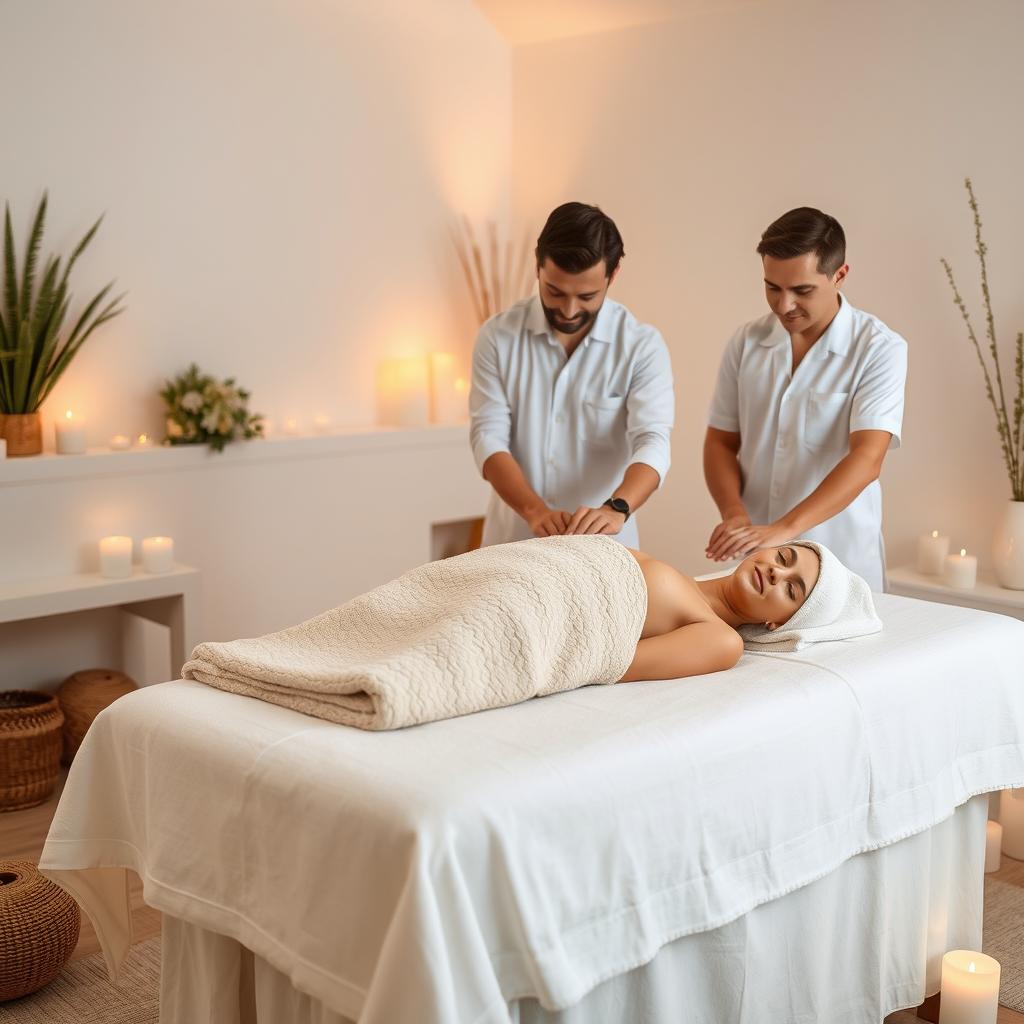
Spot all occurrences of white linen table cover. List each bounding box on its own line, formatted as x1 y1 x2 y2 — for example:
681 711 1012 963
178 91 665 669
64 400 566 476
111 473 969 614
40 595 1024 1024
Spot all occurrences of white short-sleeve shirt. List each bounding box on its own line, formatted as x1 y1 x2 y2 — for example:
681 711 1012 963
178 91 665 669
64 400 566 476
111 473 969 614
470 295 675 548
708 294 907 590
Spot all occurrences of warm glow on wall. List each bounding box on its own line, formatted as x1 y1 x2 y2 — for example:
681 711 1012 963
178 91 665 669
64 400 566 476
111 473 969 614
377 356 430 428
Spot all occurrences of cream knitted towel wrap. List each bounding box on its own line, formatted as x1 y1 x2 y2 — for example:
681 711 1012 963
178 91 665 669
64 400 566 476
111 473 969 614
183 535 647 730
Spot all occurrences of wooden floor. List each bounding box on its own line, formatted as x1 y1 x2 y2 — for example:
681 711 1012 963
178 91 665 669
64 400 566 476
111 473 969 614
2 774 1023 1021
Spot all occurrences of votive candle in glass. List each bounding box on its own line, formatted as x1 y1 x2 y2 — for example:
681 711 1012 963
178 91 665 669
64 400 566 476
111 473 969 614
99 536 133 579
141 536 174 574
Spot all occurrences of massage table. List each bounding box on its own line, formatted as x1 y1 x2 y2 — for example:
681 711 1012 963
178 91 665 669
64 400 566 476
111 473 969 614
40 593 1024 1023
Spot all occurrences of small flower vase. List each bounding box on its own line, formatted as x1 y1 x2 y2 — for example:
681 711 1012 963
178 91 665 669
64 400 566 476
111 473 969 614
992 500 1024 590
0 413 43 456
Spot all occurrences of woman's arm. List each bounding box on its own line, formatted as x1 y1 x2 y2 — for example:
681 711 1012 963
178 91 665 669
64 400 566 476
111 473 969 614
619 620 743 683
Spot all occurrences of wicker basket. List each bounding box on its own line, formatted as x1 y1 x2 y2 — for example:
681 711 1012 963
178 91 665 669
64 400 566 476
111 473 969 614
0 860 80 1002
57 668 138 765
0 691 64 812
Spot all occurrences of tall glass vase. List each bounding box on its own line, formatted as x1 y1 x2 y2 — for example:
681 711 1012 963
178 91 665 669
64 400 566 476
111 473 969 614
992 500 1024 589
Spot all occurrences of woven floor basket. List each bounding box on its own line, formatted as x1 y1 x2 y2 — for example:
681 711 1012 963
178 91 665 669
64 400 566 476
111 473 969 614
0 691 64 812
0 860 80 1002
57 668 137 765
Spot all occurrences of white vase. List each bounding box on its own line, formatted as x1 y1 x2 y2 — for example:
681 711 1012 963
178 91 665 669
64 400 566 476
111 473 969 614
992 499 1024 589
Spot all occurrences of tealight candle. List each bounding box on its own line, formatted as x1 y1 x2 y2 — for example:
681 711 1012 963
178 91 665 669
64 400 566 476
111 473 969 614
135 433 153 449
938 950 1000 1024
283 418 300 436
1000 788 1024 860
944 549 977 590
985 821 1003 872
55 409 87 454
917 530 950 575
109 434 131 451
141 536 174 574
313 415 332 435
99 536 133 579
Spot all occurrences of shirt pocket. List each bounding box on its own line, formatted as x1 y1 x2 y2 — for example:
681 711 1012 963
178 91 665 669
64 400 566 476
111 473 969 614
582 395 626 448
801 390 850 451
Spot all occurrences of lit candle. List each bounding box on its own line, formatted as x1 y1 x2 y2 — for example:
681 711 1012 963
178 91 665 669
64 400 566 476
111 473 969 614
283 417 300 436
109 434 131 451
141 536 174 574
99 536 133 579
429 353 469 425
313 414 332 435
937 950 1000 1023
378 356 429 428
55 409 87 454
944 549 977 589
1000 788 1024 860
135 433 153 449
985 821 1002 873
917 530 950 575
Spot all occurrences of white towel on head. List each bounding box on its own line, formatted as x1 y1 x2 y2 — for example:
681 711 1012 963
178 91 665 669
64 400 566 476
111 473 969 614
739 541 882 652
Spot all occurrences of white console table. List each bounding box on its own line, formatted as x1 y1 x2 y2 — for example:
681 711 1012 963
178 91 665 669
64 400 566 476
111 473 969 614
887 566 1024 622
0 565 201 680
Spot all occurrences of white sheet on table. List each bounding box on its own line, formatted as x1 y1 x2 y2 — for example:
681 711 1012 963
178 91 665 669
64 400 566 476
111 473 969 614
40 596 1024 1024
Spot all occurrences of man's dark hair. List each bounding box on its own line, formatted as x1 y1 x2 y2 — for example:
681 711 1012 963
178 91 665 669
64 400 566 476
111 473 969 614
535 202 624 277
756 207 846 276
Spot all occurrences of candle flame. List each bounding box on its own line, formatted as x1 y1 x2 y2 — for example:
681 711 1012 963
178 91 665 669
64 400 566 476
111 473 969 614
138 433 148 444
65 409 74 420
454 377 469 393
960 548 967 558
931 530 939 538
968 961 976 972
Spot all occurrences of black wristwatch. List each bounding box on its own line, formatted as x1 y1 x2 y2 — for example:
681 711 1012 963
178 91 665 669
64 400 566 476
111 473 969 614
603 497 631 522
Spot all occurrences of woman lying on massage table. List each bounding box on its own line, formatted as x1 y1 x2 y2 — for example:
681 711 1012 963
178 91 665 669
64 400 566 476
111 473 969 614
183 536 880 730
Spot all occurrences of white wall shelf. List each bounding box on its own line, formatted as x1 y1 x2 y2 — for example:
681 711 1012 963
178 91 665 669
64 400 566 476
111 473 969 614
887 566 1024 621
0 424 469 486
0 565 201 679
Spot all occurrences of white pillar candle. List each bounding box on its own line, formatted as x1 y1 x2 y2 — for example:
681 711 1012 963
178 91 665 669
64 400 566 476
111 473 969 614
938 950 1000 1024
99 536 133 579
55 409 87 454
985 821 1002 873
141 536 174 574
917 530 950 575
0 437 6 459
1000 788 1024 860
429 353 469 425
378 357 429 428
135 433 153 449
109 434 131 451
943 549 977 589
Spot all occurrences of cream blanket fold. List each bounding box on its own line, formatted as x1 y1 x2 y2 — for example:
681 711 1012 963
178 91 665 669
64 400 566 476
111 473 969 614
182 535 648 730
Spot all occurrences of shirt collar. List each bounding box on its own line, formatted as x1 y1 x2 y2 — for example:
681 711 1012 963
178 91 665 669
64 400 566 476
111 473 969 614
526 295 613 346
758 292 853 357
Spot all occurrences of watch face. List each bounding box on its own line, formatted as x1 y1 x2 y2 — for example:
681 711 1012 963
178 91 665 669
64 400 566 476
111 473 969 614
609 498 629 513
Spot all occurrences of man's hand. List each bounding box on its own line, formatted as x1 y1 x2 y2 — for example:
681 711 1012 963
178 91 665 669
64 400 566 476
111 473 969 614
565 505 626 536
526 507 572 537
705 512 752 560
706 520 795 562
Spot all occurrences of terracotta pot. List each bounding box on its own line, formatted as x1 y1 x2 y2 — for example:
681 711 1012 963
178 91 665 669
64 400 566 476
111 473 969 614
0 413 42 457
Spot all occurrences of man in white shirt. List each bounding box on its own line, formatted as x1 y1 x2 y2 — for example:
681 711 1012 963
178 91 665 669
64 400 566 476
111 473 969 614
704 207 907 591
470 202 674 548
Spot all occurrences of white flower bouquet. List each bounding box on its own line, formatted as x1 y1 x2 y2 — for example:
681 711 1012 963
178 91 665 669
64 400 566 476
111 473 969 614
160 363 264 452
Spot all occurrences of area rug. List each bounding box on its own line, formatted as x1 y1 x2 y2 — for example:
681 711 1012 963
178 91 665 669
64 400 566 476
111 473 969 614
0 937 159 1024
984 876 1024 1012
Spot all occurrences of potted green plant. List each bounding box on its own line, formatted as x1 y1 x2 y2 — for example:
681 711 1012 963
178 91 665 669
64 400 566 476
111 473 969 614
0 194 125 455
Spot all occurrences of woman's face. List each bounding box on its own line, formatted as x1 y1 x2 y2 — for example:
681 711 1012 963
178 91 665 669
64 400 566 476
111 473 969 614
732 545 821 628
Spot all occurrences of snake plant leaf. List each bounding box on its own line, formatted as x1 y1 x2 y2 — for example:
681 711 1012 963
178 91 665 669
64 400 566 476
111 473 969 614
12 319 32 412
3 204 18 331
19 193 47 320
57 215 102 294
27 293 70 410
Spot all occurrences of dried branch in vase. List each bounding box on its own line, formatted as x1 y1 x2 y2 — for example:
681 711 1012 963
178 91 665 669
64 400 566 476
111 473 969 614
451 218 534 325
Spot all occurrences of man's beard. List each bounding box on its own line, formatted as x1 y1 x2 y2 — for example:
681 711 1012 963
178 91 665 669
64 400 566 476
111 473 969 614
541 300 599 336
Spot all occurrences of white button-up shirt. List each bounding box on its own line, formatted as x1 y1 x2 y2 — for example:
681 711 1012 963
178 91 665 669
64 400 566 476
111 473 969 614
470 295 674 548
708 295 907 590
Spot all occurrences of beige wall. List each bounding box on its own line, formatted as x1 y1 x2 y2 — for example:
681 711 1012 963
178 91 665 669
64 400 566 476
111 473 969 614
0 0 509 446
511 0 1024 576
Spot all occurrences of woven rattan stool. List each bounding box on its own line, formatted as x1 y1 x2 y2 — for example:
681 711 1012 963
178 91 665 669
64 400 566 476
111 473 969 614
0 691 64 812
57 668 138 765
0 860 80 1001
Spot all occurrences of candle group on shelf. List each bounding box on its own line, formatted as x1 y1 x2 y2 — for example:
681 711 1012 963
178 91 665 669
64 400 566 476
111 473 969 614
378 352 470 429
55 410 87 454
917 530 978 589
938 949 1000 1023
99 536 175 578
